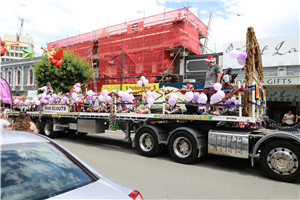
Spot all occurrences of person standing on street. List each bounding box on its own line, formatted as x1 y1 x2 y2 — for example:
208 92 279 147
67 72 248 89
202 56 221 115
36 82 53 95
11 112 37 133
0 118 11 132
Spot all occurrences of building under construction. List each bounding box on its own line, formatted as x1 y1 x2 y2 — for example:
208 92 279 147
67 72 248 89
48 8 209 91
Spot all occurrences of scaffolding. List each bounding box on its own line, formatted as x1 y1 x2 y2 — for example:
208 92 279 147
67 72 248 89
48 8 207 91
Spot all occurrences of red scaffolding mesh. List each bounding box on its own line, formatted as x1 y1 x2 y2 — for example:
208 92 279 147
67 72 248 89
48 8 207 91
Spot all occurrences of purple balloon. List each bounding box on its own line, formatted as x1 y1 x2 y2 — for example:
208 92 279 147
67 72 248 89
168 98 176 106
88 95 93 100
49 98 54 103
63 96 68 101
229 50 239 59
170 93 178 100
239 52 247 60
231 97 236 102
151 93 155 99
238 58 246 65
46 95 51 99
226 99 232 104
41 94 46 99
35 100 41 105
74 98 79 103
18 101 24 105
52 94 57 99
193 92 200 99
147 97 154 105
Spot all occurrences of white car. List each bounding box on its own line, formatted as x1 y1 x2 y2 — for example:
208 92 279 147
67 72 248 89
1 131 143 200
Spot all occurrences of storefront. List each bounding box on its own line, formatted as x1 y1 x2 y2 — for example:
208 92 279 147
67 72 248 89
224 34 300 122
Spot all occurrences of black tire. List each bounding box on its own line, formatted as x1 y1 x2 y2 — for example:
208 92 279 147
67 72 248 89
43 120 58 138
168 131 198 164
259 140 300 183
135 128 164 157
67 129 77 134
78 132 88 136
34 119 43 134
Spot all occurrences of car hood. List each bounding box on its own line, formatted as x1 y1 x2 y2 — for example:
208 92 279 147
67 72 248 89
49 178 133 199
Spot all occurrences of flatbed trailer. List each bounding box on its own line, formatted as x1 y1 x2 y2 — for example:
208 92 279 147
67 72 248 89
8 109 300 183
7 27 300 182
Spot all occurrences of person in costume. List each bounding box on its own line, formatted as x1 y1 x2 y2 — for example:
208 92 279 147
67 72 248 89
1 37 19 56
36 82 53 95
41 46 63 67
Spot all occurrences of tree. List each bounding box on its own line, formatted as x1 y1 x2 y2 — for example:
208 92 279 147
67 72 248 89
33 49 93 94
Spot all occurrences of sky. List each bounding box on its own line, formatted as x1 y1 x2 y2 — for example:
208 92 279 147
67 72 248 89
1 0 299 55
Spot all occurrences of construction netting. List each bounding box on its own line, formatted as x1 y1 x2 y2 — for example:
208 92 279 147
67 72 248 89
47 8 207 90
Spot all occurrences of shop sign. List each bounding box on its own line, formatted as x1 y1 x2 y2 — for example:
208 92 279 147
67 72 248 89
223 34 300 68
234 76 300 86
102 83 159 94
266 89 300 102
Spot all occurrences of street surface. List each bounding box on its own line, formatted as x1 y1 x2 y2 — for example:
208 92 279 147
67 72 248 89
52 130 300 200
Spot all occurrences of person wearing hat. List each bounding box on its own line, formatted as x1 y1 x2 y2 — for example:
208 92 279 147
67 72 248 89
203 55 221 115
36 82 53 95
221 67 236 90
180 83 194 92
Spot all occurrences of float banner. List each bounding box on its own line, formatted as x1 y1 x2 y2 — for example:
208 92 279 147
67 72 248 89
102 83 159 94
43 105 68 112
0 78 12 105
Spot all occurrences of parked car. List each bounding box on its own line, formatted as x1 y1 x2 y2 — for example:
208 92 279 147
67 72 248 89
1 131 143 200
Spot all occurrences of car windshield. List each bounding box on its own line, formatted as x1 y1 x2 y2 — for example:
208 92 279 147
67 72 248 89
1 142 95 200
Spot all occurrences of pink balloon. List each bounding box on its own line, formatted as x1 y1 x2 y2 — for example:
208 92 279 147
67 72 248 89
147 97 154 105
63 96 68 101
118 91 124 96
52 94 57 99
239 52 247 60
49 98 54 103
19 101 24 105
44 100 48 104
185 92 193 101
46 95 51 99
106 96 111 102
72 93 78 99
210 94 220 104
35 100 41 105
103 90 109 97
170 93 178 100
235 100 240 105
151 93 155 99
229 50 239 59
41 94 46 99
216 90 225 99
137 80 142 85
168 98 176 106
238 58 246 65
88 95 93 100
75 87 81 93
99 95 106 101
143 79 149 85
87 90 94 96
193 92 200 99
214 83 222 91
146 91 152 97
198 93 207 103
74 98 79 103
231 97 236 102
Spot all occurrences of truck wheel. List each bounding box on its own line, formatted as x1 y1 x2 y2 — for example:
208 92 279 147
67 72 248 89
168 131 198 164
34 120 43 134
135 128 163 157
259 140 300 183
43 120 58 138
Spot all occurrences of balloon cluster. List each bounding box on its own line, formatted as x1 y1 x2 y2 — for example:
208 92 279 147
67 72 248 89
168 93 179 106
137 76 149 85
118 89 135 103
229 50 247 65
146 91 155 105
74 83 81 93
270 122 300 132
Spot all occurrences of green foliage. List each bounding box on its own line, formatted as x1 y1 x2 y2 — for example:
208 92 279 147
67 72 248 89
33 49 93 94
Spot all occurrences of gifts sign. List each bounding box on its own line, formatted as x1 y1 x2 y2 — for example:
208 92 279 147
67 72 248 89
0 78 12 105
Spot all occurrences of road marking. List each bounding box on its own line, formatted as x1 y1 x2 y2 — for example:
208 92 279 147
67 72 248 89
77 139 122 149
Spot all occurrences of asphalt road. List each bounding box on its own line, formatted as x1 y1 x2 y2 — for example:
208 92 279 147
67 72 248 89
51 131 300 200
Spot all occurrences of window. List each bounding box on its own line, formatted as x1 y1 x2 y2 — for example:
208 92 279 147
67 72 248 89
5 52 9 56
11 53 14 57
1 58 4 62
1 142 94 200
11 46 14 50
8 72 11 85
29 69 33 85
18 71 20 85
15 46 19 51
15 53 19 57
20 53 23 58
